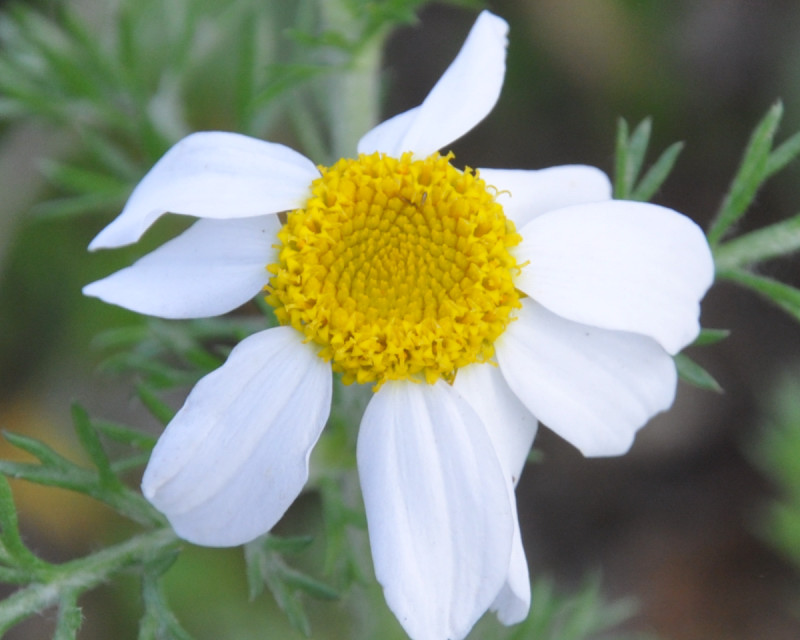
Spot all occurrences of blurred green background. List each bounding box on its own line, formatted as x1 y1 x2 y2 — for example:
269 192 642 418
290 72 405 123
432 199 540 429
2 0 800 638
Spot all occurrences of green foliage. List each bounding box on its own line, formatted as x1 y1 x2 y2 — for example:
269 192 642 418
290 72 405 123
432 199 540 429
674 353 723 393
708 103 800 322
245 535 339 637
707 102 787 246
0 0 441 218
498 575 653 640
613 117 683 201
752 374 800 571
0 405 160 527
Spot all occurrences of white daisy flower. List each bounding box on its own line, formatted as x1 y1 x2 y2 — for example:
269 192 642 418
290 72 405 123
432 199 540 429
84 11 713 640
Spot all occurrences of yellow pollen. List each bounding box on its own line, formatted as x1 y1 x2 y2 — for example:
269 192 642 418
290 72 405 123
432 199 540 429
265 151 522 387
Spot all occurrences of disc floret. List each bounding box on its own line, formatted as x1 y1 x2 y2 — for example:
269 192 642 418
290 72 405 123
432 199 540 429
266 151 522 386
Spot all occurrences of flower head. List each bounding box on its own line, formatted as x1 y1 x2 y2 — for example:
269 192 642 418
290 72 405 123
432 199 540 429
84 11 714 640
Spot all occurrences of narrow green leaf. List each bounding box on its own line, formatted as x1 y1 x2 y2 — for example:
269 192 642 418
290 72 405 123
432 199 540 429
53 590 82 640
245 541 311 635
319 478 366 583
0 460 161 528
245 534 338 636
92 420 156 451
765 129 800 179
264 535 315 555
630 140 684 202
625 118 652 187
613 118 630 199
244 542 266 601
675 354 723 393
110 452 153 475
707 101 783 246
30 191 130 220
233 8 258 131
269 577 311 637
138 567 194 640
693 328 731 346
82 131 142 182
720 268 800 323
0 460 93 493
2 432 74 471
136 385 177 425
41 160 129 195
71 404 121 490
0 476 45 571
714 212 800 270
278 565 339 601
0 529 178 636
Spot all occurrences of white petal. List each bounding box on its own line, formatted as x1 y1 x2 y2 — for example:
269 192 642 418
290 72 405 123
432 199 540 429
515 201 714 354
89 131 318 249
496 300 677 457
479 165 611 227
453 363 537 487
453 364 533 625
141 326 331 546
358 380 513 640
357 11 508 157
84 215 280 318
490 505 530 625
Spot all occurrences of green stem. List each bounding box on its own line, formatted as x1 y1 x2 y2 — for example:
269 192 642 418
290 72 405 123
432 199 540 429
0 528 179 634
319 0 385 160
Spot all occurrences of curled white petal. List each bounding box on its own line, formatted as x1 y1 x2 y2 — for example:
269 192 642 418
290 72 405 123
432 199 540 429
358 11 508 157
515 200 714 354
479 165 611 227
142 327 332 546
358 380 513 640
454 364 534 624
83 215 279 318
453 362 537 487
490 507 530 625
89 132 318 250
497 300 677 457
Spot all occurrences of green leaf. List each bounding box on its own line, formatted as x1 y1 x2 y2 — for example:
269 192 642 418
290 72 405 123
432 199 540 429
707 101 784 246
614 118 653 200
507 574 641 640
71 404 122 490
2 432 74 471
765 129 800 179
714 212 800 271
0 476 46 572
277 565 339 602
692 328 731 346
138 567 195 640
0 445 161 528
264 535 315 555
245 534 339 636
92 420 156 451
53 590 82 640
40 160 130 196
613 118 630 199
630 141 684 202
720 269 800 323
136 385 177 425
0 529 178 637
675 354 723 393
319 478 366 583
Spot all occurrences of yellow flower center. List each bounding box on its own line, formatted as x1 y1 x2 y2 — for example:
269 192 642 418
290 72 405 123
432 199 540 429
266 151 522 387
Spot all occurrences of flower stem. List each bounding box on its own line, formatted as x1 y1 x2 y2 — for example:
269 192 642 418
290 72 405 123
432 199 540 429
319 0 385 160
0 528 179 634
